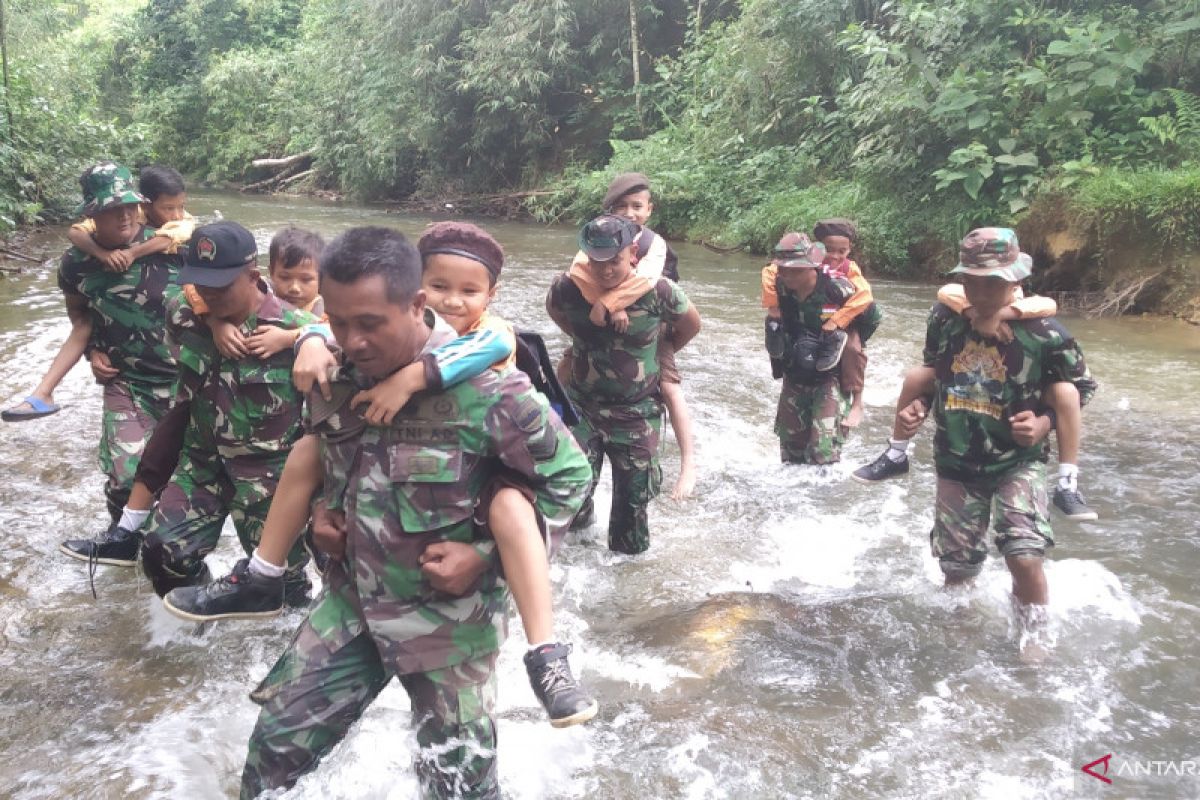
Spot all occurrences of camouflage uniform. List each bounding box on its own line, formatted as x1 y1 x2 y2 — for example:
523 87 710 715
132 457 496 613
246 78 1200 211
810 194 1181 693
923 303 1097 577
766 271 855 464
546 273 691 554
57 226 182 519
140 282 317 593
241 311 592 799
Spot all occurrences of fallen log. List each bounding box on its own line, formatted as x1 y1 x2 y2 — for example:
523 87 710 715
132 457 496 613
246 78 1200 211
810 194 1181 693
241 162 306 194
278 169 314 188
251 150 314 170
0 244 41 263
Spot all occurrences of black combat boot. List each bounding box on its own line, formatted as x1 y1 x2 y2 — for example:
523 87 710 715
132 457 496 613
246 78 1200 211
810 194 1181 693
60 522 141 567
523 642 599 728
162 558 284 623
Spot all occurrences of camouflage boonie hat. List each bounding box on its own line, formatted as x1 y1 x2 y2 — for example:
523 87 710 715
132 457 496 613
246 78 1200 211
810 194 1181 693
579 214 638 261
771 232 826 269
76 162 146 218
950 227 1030 282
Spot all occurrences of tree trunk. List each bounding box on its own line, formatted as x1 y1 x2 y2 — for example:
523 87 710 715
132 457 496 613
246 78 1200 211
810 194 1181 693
0 0 12 140
250 150 314 169
695 0 703 38
629 0 642 129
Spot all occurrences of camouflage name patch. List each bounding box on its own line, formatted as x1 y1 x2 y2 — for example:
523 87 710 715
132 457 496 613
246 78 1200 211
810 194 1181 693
392 424 458 444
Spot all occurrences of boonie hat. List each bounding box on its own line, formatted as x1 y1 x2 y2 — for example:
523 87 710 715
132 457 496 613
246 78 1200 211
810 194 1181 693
579 214 638 261
76 162 147 218
603 172 651 210
949 227 1031 282
771 232 826 269
179 221 259 288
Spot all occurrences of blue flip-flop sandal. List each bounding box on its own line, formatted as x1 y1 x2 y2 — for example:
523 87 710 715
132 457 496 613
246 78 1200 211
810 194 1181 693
1 396 61 422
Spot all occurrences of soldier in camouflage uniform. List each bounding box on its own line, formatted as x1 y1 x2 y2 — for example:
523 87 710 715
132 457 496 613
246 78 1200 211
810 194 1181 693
57 162 183 565
921 228 1096 648
762 233 856 464
545 214 701 555
139 222 315 598
240 227 592 799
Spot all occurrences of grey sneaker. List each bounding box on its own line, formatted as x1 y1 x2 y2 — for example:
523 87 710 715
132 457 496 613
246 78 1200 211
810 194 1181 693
1052 487 1098 521
815 329 848 372
523 642 599 728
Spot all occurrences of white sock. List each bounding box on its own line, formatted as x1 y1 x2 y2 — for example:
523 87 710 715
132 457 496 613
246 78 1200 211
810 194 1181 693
527 640 556 653
886 438 909 462
1058 463 1079 491
249 549 286 578
118 508 151 531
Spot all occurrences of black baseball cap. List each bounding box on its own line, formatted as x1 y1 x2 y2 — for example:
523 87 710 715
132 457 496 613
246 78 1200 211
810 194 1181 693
179 221 259 288
579 214 638 261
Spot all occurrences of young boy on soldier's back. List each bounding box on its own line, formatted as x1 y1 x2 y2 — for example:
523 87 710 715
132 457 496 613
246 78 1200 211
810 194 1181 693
852 253 1099 521
2 165 193 422
165 221 599 729
905 227 1096 657
60 226 328 568
564 172 697 499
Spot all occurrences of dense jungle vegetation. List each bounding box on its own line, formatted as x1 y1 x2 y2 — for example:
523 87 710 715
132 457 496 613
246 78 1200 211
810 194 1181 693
1 0 1198 305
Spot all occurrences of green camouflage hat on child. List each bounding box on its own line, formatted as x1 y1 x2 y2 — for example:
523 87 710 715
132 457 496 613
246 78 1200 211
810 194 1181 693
76 162 146 218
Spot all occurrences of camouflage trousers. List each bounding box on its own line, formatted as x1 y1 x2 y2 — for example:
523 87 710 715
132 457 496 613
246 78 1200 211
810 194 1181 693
241 618 499 800
141 442 307 595
98 380 173 521
572 407 663 555
931 461 1055 580
774 374 849 464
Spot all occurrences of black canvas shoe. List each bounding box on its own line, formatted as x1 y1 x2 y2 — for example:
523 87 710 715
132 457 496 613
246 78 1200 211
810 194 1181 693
162 558 284 623
851 451 909 484
523 642 599 728
815 329 848 372
60 522 140 567
1052 487 1098 521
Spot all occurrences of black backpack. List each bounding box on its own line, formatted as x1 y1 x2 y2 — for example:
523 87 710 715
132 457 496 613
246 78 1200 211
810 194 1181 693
514 330 581 427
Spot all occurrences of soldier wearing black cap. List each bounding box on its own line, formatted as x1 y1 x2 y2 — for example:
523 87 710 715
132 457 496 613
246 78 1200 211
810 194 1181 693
139 221 317 602
548 214 702 554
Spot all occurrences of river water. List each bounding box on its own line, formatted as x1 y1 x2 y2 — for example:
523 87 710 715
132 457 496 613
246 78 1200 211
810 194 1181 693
1 192 1197 799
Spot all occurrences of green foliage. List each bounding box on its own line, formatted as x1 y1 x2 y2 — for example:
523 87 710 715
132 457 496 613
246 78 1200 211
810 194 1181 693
1 0 1198 288
1061 167 1200 251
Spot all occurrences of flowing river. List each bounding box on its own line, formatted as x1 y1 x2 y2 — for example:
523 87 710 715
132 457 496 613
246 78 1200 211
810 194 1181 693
1 192 1197 799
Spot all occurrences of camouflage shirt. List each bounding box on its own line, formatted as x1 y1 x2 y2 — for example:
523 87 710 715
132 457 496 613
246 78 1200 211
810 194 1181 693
168 280 318 459
775 272 855 338
57 225 182 389
922 303 1098 480
305 310 593 675
546 273 690 418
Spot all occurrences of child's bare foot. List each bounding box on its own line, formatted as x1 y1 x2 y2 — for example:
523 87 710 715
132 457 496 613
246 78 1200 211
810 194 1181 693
670 466 696 500
845 398 865 428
